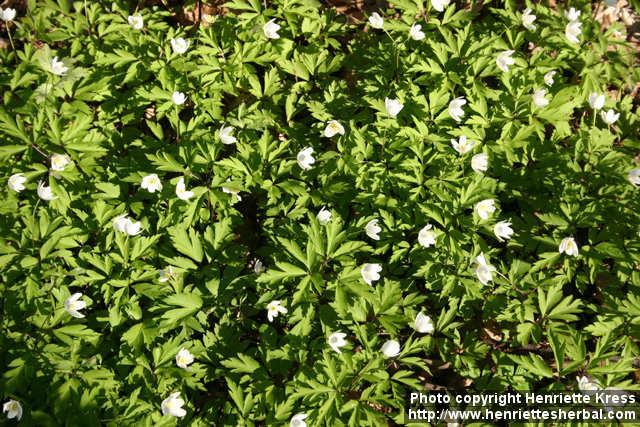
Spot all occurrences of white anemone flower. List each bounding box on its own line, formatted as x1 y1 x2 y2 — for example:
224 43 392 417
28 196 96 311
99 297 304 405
2 400 22 421
576 376 600 392
64 293 87 318
493 221 514 242
361 263 382 286
365 219 381 240
172 91 186 105
381 339 401 358
384 97 404 118
432 0 451 12
8 173 27 192
448 97 466 122
471 153 488 173
175 348 195 369
161 392 187 417
544 71 556 86
414 312 435 334
522 8 537 30
474 253 496 285
175 177 194 200
601 109 620 125
323 120 345 138
496 50 515 73
418 224 436 248
266 300 287 322
588 93 605 110
317 207 332 224
368 12 384 29
628 169 640 186
50 57 68 75
297 147 315 170
158 266 175 283
50 153 71 172
141 173 162 193
263 19 281 39
475 199 496 220
37 181 57 201
451 135 475 155
170 37 189 54
565 7 581 21
532 89 549 108
290 413 308 427
409 23 425 40
327 332 348 353
559 237 579 257
219 125 237 145
565 21 582 44
128 14 143 30
112 214 142 236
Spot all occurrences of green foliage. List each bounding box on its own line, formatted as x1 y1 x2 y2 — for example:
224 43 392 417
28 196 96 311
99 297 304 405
1 0 639 425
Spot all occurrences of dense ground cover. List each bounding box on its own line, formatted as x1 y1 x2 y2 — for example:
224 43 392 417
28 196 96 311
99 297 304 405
1 0 640 425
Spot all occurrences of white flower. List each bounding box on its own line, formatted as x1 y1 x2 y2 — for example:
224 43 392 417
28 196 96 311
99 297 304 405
219 125 237 145
474 253 496 285
290 413 308 427
170 37 189 54
365 219 381 240
141 173 162 193
253 259 265 274
451 135 475 155
493 221 514 242
161 392 187 417
50 153 71 172
448 97 466 122
267 300 287 322
8 173 26 192
316 207 332 224
323 120 345 138
471 153 488 173
565 21 582 44
64 292 86 318
559 237 579 257
361 263 382 286
544 71 556 86
175 177 194 200
409 23 425 40
475 199 496 220
532 89 549 108
0 7 17 22
381 339 401 358
2 400 22 421
496 50 515 73
588 93 605 110
50 56 68 75
628 169 640 186
297 147 315 170
158 266 175 283
128 14 143 30
384 97 404 118
418 224 436 248
263 19 281 39
432 0 451 12
37 181 56 201
565 7 581 21
601 109 620 125
522 8 537 30
172 91 186 105
112 214 142 236
327 331 348 353
175 348 194 369
368 12 384 29
414 312 434 334
576 375 600 392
